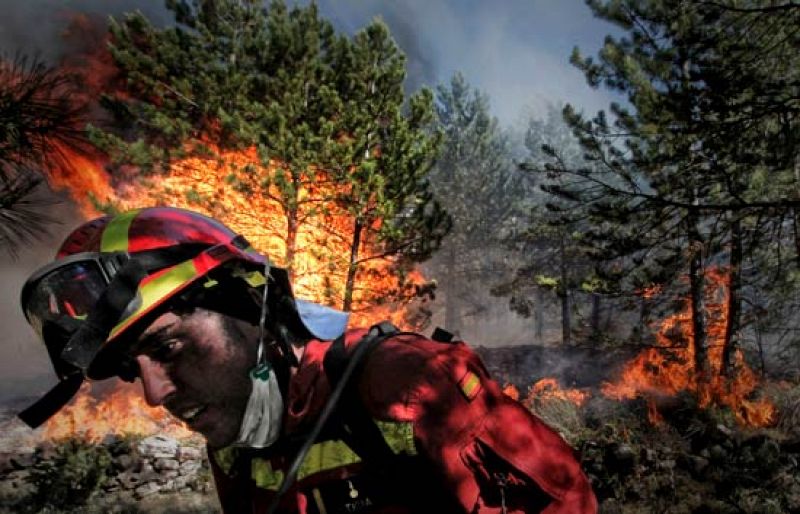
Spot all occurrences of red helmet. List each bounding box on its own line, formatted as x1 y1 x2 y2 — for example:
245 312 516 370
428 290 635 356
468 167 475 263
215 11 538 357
22 206 268 361
18 207 270 426
19 206 347 428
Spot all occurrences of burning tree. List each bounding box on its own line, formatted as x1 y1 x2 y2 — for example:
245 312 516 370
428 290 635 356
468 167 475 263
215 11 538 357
527 0 800 404
87 0 448 315
313 20 449 313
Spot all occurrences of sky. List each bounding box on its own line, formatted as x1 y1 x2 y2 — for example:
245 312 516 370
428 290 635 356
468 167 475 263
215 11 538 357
0 0 623 391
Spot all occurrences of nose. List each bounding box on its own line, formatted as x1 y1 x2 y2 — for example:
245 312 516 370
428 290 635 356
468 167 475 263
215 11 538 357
136 355 176 407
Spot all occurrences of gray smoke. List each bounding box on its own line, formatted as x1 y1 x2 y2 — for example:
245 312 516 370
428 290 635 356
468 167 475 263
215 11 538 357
0 0 170 63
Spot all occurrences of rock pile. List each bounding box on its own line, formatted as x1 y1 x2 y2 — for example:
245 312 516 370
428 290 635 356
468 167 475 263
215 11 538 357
0 434 212 511
105 435 211 498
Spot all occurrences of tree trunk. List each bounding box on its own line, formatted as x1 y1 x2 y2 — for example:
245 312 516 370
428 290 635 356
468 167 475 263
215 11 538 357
721 218 742 377
754 322 766 376
534 287 544 344
342 219 362 312
285 205 298 281
444 244 461 334
688 226 708 377
590 292 601 340
636 295 647 342
792 208 800 269
559 235 571 345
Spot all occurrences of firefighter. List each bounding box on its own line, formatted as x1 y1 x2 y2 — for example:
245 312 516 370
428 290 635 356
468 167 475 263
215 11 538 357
18 206 597 514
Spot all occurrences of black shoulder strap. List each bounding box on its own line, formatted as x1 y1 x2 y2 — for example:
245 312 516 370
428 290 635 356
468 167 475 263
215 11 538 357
265 321 402 514
323 321 400 464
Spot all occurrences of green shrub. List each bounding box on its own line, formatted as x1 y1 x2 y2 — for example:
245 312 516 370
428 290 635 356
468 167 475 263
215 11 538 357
27 438 113 511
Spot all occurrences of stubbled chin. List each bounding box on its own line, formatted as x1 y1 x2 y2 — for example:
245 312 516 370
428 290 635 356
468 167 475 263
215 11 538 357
198 411 242 449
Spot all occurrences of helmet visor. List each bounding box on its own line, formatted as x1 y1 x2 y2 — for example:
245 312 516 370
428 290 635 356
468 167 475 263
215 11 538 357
21 253 115 342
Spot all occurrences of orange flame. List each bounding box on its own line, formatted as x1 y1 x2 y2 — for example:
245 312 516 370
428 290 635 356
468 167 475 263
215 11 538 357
502 383 520 401
602 267 776 427
45 382 194 442
525 378 589 407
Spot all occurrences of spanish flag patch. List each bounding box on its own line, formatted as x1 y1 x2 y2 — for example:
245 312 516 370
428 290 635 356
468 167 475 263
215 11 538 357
458 371 482 401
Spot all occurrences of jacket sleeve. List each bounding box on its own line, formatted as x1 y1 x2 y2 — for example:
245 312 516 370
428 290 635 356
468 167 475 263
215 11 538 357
357 334 598 514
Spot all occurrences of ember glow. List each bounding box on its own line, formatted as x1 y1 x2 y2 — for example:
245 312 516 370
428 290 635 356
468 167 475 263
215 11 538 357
602 268 776 427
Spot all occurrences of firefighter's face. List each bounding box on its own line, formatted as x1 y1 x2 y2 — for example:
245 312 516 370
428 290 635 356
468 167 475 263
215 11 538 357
130 308 258 448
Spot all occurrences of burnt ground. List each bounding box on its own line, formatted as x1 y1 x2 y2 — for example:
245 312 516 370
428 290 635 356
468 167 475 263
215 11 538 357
474 343 638 390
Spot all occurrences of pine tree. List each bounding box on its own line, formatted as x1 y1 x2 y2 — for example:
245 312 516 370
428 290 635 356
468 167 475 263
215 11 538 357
427 73 517 335
495 106 600 345
539 1 800 373
0 56 86 256
321 21 449 312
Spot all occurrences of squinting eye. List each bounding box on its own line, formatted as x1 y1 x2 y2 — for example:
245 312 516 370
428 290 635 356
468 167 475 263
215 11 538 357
151 339 183 361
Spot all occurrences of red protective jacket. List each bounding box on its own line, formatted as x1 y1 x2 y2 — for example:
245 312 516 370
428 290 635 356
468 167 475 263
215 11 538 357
208 328 598 514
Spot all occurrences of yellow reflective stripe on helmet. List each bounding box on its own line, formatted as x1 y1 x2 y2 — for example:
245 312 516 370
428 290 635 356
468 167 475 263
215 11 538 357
101 209 140 252
108 258 199 339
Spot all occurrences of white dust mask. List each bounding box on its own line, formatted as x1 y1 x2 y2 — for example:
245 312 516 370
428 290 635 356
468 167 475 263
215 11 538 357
234 341 283 449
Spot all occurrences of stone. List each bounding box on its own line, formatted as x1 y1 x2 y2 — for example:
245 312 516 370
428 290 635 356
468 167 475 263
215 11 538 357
785 482 800 512
138 469 162 484
134 481 161 498
708 444 727 462
688 455 709 477
656 458 676 471
10 452 35 469
158 470 180 484
153 457 180 471
117 471 140 490
716 423 735 439
754 438 781 464
600 497 623 514
173 475 191 490
113 453 135 471
0 470 34 498
138 435 179 459
613 443 636 463
640 447 657 464
177 446 203 461
180 459 201 474
101 433 120 447
0 452 15 474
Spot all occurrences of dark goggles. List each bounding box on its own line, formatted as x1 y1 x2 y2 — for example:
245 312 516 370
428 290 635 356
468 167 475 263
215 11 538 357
21 252 131 344
21 243 218 347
